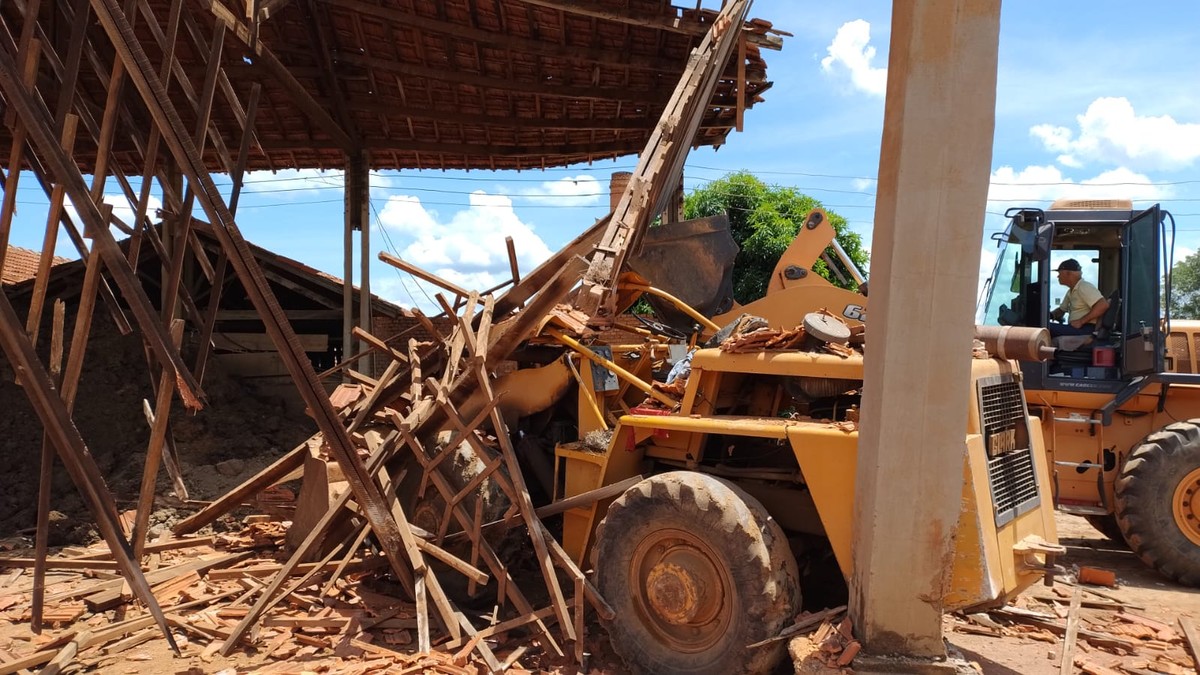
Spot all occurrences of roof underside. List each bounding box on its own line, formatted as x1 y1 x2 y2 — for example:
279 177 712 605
1 0 784 173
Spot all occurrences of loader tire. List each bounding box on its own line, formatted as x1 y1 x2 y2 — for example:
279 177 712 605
591 472 800 675
1115 421 1200 586
1083 514 1127 546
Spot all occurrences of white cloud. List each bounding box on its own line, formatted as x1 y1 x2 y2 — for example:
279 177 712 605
987 165 1172 207
518 175 604 207
851 177 875 192
1030 97 1200 171
820 20 888 97
64 193 162 234
376 190 554 307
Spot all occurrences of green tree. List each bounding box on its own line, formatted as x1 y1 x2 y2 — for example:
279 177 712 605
1167 252 1200 319
684 171 868 304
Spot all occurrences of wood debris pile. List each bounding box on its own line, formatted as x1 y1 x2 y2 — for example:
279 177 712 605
2 273 612 673
949 579 1200 675
0 528 552 673
778 605 859 673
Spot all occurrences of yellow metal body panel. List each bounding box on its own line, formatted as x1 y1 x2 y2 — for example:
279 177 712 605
555 426 646 565
712 283 867 331
945 432 1058 609
1027 379 1200 513
784 425 858 571
689 347 865 379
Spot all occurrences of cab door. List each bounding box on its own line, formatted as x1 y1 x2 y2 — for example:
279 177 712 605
1121 205 1163 375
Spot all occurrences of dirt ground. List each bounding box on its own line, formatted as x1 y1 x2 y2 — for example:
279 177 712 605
945 513 1200 674
2 511 1198 674
0 307 317 544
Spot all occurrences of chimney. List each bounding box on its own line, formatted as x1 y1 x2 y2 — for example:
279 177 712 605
609 171 632 212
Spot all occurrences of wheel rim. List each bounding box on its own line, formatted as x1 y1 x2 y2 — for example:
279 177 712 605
629 527 733 653
1172 467 1200 546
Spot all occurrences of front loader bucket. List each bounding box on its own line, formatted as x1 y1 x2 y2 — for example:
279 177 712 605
627 214 739 333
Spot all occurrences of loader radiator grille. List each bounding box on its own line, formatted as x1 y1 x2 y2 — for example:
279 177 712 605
978 377 1040 526
988 448 1040 527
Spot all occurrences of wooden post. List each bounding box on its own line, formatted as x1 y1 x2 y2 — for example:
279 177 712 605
342 158 356 380
849 0 1001 663
351 152 373 376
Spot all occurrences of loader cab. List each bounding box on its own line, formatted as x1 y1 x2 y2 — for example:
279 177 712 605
978 200 1166 393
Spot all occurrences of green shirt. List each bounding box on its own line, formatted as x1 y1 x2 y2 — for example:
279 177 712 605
1057 279 1104 323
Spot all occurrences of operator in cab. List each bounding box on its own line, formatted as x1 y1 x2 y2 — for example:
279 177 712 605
1049 258 1109 338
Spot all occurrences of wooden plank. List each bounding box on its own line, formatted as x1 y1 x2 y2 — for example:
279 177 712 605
1058 586 1082 675
575 1 750 321
213 351 292 377
31 299 66 633
132 319 186 559
505 236 521 289
352 325 408 364
380 252 472 299
0 558 118 571
1180 617 1200 670
0 39 204 409
439 605 556 649
25 116 79 343
0 39 40 266
83 552 249 613
414 574 431 653
394 425 561 656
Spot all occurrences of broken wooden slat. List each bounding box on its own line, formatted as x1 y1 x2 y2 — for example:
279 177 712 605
31 299 66 633
1059 586 1082 675
131 319 186 558
1180 617 1200 670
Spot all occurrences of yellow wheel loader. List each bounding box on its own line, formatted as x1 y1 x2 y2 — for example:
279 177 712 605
980 199 1200 586
461 209 1061 674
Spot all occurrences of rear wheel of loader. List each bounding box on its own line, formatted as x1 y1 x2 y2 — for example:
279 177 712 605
591 472 800 675
1115 421 1200 586
1083 514 1127 546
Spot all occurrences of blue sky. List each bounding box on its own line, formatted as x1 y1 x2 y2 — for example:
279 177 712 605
8 0 1200 313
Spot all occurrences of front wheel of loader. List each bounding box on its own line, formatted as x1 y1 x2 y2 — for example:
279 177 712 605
1115 421 1200 586
591 472 800 675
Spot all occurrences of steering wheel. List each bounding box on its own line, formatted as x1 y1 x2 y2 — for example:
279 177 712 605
634 314 688 340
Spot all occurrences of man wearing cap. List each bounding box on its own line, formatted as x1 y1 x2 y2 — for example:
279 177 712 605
1049 258 1109 338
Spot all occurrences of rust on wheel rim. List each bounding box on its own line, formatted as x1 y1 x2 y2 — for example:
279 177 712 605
630 528 733 653
1172 467 1200 546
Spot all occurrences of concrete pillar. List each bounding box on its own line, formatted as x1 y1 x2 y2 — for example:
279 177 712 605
850 0 1001 664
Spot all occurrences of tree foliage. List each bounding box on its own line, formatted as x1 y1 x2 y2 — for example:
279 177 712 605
683 171 869 304
1167 252 1200 319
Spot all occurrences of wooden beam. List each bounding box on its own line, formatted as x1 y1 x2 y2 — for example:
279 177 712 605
31 299 66 633
327 0 678 72
131 320 185 559
0 40 205 409
849 0 1001 660
379 251 472 299
575 0 750 323
200 0 354 151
